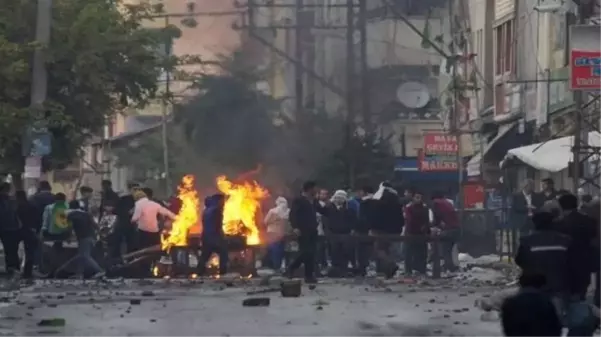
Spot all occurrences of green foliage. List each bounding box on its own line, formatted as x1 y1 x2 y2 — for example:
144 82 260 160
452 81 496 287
0 0 175 172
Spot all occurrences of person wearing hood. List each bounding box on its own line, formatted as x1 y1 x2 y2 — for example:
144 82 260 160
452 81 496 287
371 182 403 278
431 191 460 273
197 194 228 276
323 190 357 277
355 186 377 275
404 190 430 276
264 197 290 271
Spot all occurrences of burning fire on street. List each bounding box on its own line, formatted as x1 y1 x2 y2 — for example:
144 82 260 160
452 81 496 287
155 172 269 278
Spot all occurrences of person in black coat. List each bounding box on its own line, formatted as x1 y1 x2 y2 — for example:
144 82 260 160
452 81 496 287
355 186 377 276
555 193 598 300
111 183 140 259
371 182 403 278
29 180 55 232
323 190 357 277
286 181 324 283
515 212 571 298
0 183 20 275
15 190 39 279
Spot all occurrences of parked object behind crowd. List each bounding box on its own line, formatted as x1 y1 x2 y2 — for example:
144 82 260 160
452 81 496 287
323 190 357 276
197 194 228 276
431 192 459 273
404 191 430 276
371 182 402 278
263 196 290 271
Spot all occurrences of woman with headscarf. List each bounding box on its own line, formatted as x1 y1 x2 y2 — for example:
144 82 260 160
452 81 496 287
264 197 290 271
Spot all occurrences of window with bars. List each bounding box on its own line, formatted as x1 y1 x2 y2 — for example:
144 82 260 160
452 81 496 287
494 20 515 76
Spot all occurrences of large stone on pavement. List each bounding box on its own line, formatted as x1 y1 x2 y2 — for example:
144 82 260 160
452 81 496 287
280 280 302 298
242 297 270 307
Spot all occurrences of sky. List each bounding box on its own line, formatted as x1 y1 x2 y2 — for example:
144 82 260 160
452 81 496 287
165 0 241 61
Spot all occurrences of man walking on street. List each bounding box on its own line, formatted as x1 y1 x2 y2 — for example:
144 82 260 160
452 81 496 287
431 191 460 273
404 191 430 276
286 181 323 284
197 194 228 276
0 183 21 275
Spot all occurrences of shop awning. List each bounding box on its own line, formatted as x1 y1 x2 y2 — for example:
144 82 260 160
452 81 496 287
466 122 517 177
504 131 601 172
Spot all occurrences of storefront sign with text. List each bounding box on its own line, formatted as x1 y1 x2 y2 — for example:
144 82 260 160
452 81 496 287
570 49 601 91
418 150 458 172
423 133 458 155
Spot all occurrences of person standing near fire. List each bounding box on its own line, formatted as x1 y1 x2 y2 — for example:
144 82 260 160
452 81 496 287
263 196 290 271
113 183 140 259
197 193 229 276
285 181 330 284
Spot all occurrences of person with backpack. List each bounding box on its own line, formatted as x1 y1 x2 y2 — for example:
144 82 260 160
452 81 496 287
41 193 73 248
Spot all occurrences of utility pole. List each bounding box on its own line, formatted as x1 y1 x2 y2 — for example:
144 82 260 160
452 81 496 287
161 15 172 197
571 1 592 194
358 0 370 131
345 0 357 188
25 0 53 194
295 0 304 118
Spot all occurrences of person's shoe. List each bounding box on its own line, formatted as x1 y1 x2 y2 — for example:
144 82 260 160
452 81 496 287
385 264 399 279
304 277 318 284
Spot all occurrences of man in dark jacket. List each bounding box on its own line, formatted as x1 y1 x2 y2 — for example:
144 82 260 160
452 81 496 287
431 192 460 273
370 182 403 278
404 191 430 276
355 186 376 276
69 186 93 213
54 205 104 279
286 181 323 283
555 193 598 300
0 183 21 274
515 212 570 299
197 194 228 276
29 180 55 233
112 183 139 259
323 190 357 277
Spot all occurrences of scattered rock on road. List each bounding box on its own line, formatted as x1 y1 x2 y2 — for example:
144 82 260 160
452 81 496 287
242 297 270 307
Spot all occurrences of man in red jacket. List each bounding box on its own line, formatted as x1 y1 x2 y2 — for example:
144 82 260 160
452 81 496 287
431 192 460 273
404 191 430 276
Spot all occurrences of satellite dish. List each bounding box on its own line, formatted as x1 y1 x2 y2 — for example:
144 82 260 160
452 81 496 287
396 82 430 108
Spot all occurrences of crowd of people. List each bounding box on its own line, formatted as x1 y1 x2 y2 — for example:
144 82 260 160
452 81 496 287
0 179 178 279
260 181 460 283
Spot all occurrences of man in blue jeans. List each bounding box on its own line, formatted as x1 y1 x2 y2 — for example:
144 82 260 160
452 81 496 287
54 205 104 279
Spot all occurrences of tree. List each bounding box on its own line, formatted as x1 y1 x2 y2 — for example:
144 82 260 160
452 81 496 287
0 0 177 178
174 50 280 173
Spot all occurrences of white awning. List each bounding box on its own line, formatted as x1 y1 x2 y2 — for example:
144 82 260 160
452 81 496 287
505 131 601 172
466 122 517 177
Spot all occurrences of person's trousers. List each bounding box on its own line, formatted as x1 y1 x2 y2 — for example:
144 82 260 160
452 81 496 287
109 224 137 259
267 240 285 270
372 231 396 274
315 236 328 269
197 238 229 275
56 237 103 277
355 239 372 274
137 230 160 276
440 228 460 272
330 239 352 271
404 237 427 274
0 230 21 272
19 228 38 278
287 235 317 280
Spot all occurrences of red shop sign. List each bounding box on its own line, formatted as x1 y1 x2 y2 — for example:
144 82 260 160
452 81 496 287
418 150 458 172
423 133 458 155
570 49 601 91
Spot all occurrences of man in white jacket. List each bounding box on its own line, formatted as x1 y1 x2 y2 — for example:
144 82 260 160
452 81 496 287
131 189 176 251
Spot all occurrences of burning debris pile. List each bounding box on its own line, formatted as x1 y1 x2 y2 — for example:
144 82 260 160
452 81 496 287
153 172 269 278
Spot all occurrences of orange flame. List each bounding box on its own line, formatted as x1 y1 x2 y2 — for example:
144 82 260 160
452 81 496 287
216 175 269 245
161 175 200 251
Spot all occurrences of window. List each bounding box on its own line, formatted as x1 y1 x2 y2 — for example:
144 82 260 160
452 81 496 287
475 29 483 71
495 83 506 115
494 20 515 76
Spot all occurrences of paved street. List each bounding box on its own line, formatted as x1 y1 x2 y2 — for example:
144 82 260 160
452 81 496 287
0 276 507 336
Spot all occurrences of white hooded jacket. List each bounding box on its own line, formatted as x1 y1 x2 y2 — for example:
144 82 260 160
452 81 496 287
264 197 290 235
